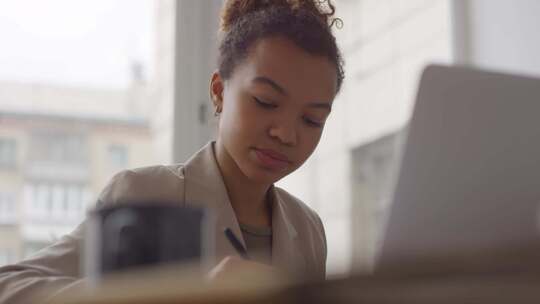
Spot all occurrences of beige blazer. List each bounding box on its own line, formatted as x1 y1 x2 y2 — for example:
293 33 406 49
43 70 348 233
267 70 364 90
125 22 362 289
0 142 327 303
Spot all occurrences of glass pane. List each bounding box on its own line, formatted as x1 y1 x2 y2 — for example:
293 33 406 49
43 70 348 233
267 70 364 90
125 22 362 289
0 0 172 264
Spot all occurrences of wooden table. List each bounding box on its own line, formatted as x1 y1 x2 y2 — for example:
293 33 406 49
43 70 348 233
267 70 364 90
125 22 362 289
47 246 540 304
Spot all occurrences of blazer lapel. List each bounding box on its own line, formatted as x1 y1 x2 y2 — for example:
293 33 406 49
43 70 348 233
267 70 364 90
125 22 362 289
270 186 307 277
182 142 306 276
182 142 245 265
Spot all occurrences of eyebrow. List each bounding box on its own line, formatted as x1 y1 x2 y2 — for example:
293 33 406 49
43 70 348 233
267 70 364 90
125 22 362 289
253 76 288 96
309 102 332 112
252 76 332 112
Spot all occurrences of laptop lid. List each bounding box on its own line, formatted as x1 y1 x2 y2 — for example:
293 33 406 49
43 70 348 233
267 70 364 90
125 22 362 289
376 64 540 271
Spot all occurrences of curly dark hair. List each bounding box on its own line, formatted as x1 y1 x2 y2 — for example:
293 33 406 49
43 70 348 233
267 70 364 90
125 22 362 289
218 0 345 93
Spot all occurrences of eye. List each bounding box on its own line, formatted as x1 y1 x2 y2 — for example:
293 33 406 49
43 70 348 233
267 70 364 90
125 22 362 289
303 116 323 128
253 96 277 109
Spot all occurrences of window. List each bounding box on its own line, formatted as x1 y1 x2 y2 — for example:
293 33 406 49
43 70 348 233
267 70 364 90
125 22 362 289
108 144 128 168
36 184 49 216
29 132 88 164
66 184 85 216
25 182 87 219
0 138 17 169
0 192 17 224
0 248 15 266
52 184 64 217
0 0 190 265
23 242 48 260
351 132 405 266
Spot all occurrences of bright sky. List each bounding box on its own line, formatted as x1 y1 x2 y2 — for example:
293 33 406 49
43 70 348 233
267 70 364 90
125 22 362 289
0 0 153 89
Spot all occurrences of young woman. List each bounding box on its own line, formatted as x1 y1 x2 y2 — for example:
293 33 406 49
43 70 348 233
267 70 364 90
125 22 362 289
0 0 344 302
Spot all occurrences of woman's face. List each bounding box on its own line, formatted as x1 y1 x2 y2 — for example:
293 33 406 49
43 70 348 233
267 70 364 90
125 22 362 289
211 36 337 185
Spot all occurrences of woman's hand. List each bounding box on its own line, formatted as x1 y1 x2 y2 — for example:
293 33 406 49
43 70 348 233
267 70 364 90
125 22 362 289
207 256 278 282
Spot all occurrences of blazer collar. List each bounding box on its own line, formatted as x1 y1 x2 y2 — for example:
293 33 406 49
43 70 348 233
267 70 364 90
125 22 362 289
269 186 306 276
182 142 242 262
182 142 305 274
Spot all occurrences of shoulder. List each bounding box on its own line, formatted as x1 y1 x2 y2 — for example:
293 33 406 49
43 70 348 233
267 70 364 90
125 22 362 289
114 164 185 183
97 164 186 207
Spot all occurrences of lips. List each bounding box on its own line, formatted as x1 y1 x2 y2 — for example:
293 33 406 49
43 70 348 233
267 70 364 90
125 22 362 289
254 148 290 170
257 149 289 162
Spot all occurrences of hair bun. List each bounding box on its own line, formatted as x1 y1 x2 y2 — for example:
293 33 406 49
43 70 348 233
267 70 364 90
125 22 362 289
219 0 341 33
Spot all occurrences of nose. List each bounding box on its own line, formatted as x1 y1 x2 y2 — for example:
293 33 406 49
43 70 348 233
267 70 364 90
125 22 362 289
268 118 298 146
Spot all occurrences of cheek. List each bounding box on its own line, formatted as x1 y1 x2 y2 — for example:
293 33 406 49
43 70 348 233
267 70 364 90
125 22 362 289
291 128 323 169
219 94 260 141
303 131 322 157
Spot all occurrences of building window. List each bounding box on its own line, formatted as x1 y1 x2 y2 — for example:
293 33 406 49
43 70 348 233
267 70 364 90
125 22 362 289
67 184 83 216
351 131 405 269
0 138 17 169
52 184 65 217
29 132 87 164
108 144 128 168
36 183 49 217
0 192 17 224
25 182 87 220
0 248 15 266
23 242 48 260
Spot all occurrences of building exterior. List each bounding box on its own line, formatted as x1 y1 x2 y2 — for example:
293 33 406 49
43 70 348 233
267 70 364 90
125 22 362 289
0 83 154 265
0 0 175 266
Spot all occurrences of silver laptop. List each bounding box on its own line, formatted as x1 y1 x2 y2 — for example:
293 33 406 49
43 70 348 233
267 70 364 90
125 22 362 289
376 64 540 271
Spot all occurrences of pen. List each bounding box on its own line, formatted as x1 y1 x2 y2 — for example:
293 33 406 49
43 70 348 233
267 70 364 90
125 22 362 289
224 227 250 260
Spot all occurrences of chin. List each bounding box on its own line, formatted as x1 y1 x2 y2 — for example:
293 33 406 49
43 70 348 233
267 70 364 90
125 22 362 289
243 164 287 184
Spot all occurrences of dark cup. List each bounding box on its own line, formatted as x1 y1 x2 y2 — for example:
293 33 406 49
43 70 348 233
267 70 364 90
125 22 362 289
84 203 214 283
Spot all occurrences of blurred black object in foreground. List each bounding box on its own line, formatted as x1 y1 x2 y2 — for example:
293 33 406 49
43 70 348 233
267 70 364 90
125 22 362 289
85 203 212 282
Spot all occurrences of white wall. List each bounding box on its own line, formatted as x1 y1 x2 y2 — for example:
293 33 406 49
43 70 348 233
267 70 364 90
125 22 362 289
452 0 540 77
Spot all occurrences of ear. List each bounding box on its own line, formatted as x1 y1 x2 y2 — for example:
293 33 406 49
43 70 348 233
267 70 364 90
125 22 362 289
209 70 224 111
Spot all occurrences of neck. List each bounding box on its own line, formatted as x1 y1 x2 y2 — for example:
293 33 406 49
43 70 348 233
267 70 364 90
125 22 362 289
214 140 272 227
